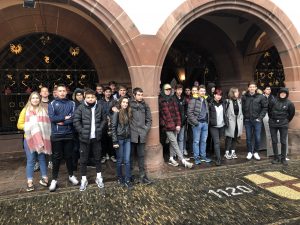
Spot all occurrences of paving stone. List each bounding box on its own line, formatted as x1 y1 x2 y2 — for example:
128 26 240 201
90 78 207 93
1 160 300 224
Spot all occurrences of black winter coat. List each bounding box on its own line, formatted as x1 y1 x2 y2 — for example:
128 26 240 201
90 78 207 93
73 102 106 143
208 100 227 127
268 97 295 128
173 95 187 126
111 112 131 144
241 92 268 121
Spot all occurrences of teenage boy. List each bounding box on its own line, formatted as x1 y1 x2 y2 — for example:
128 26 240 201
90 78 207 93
99 87 115 163
73 89 106 191
159 84 193 169
173 84 188 158
130 87 154 184
48 84 79 192
187 85 211 164
268 87 295 165
242 81 268 160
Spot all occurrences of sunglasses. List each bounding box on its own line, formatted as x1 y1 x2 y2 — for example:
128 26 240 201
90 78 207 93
165 88 172 91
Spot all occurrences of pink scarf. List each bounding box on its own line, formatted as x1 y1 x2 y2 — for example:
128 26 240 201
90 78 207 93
24 107 52 154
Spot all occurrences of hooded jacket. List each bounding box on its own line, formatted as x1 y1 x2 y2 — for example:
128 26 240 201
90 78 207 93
72 88 84 108
268 87 295 127
73 101 106 143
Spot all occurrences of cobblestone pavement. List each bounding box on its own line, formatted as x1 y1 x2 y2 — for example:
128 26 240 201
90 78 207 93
1 159 300 224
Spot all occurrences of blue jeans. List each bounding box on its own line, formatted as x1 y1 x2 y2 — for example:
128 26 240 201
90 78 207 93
24 139 47 180
244 119 262 153
116 139 131 182
192 122 208 159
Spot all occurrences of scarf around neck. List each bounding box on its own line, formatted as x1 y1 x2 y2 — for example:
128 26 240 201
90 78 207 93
24 107 51 154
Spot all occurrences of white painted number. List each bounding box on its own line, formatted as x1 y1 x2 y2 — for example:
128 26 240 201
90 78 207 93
208 185 253 198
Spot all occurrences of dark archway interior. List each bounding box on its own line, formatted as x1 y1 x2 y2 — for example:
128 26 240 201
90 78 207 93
161 11 284 91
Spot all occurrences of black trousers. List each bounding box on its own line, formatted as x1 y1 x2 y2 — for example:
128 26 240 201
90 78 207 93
51 139 74 180
101 129 115 158
225 123 238 151
80 139 102 176
269 126 288 158
209 126 224 160
131 141 145 178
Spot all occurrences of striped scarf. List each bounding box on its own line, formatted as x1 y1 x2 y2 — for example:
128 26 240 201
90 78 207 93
24 107 52 154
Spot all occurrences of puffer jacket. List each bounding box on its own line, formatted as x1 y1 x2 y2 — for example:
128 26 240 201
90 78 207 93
159 94 181 131
48 98 75 136
73 101 106 143
241 92 268 121
268 87 295 127
130 99 152 144
187 97 209 126
111 111 131 144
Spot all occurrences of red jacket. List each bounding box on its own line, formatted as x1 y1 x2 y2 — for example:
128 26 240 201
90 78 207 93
159 94 181 131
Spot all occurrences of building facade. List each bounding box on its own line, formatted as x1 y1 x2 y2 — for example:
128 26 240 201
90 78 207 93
0 0 299 173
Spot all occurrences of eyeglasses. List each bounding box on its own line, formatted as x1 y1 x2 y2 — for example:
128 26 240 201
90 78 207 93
165 88 171 91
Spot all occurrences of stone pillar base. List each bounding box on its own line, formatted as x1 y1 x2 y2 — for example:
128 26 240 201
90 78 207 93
144 144 164 178
288 129 300 154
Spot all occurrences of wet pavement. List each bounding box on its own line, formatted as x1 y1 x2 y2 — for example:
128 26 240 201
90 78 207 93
1 149 300 224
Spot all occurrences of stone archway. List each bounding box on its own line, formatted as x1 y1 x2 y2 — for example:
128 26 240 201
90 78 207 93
0 0 142 86
155 0 300 156
157 0 300 96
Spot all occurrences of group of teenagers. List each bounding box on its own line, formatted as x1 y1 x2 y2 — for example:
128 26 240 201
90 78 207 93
17 82 152 192
17 80 295 193
159 81 295 167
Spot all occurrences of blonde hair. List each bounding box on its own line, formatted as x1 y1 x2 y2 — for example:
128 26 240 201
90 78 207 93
25 92 43 112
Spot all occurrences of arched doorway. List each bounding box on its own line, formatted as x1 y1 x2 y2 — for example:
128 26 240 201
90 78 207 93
156 0 300 162
0 33 98 133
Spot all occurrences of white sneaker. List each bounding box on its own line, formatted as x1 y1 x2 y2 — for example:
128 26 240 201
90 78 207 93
95 177 104 189
182 159 193 169
224 151 232 159
246 152 253 160
49 180 57 192
101 157 106 164
48 161 53 169
79 179 88 192
110 156 117 163
168 158 179 167
253 152 261 160
69 175 79 185
231 150 238 159
183 149 188 156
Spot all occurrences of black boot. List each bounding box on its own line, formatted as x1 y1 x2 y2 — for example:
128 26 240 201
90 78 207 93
271 155 280 164
281 157 288 166
215 158 221 166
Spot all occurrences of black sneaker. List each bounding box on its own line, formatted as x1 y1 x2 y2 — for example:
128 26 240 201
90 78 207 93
124 181 133 190
281 159 288 166
271 158 280 164
215 159 221 166
141 176 153 185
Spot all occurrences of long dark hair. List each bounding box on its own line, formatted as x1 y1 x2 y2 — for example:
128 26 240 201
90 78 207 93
118 96 132 125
